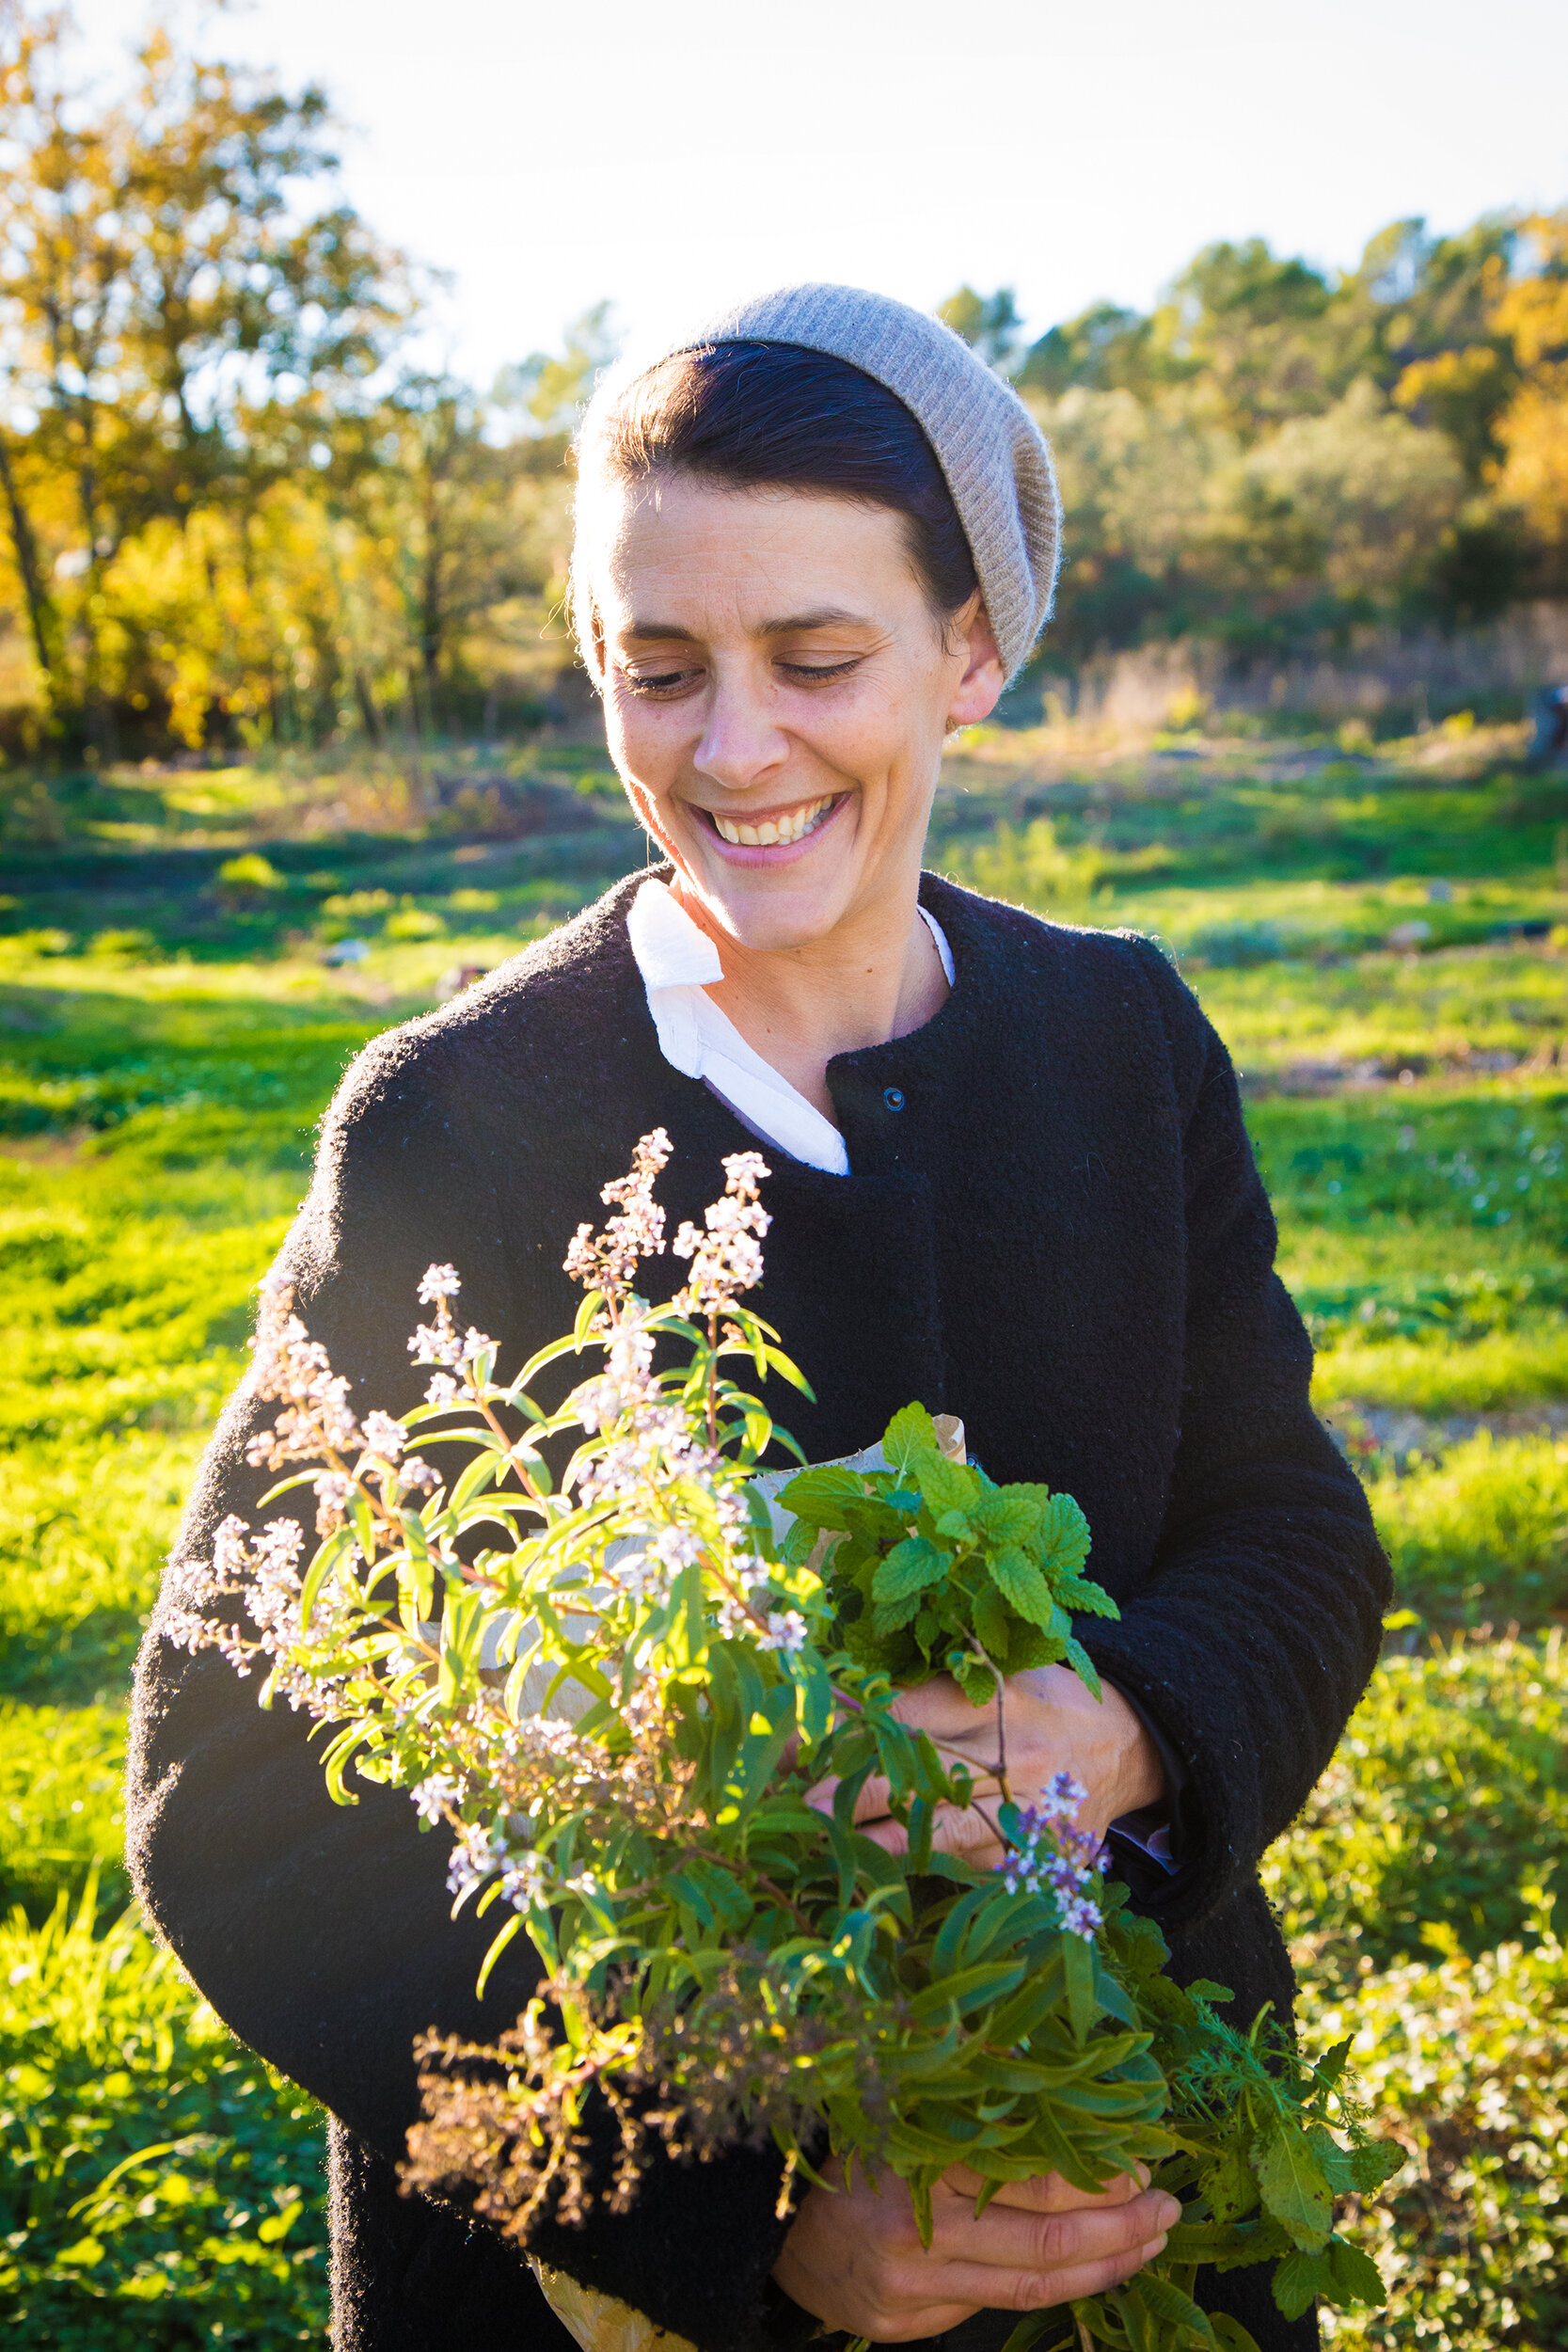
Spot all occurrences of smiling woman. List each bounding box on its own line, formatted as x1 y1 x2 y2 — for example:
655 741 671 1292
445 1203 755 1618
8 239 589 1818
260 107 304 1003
128 286 1386 2352
570 326 1044 1118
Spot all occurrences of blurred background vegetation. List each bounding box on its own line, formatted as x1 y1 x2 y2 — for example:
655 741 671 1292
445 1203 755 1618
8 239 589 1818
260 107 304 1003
2 5 1568 2349
0 8 1566 771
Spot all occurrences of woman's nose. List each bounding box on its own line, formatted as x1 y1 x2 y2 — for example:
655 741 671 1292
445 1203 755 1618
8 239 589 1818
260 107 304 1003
692 675 789 795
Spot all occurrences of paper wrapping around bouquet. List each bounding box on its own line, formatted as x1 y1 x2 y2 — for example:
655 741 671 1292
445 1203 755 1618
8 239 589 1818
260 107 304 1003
529 2258 702 2352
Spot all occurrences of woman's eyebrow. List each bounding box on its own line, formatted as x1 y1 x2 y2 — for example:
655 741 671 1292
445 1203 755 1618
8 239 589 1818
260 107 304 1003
622 607 869 644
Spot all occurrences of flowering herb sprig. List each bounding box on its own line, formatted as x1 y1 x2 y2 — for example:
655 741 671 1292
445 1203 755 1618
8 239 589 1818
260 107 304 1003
173 1135 1399 2352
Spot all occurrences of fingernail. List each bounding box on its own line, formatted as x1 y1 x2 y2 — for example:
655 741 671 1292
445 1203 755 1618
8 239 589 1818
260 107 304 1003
1140 2234 1167 2262
1156 2194 1181 2228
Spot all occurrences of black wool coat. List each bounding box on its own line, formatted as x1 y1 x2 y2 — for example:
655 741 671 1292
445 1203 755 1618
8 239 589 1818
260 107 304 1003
126 869 1388 2352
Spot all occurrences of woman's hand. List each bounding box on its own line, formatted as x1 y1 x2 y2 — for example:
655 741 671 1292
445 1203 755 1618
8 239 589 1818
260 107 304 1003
771 2161 1180 2342
809 1666 1166 1867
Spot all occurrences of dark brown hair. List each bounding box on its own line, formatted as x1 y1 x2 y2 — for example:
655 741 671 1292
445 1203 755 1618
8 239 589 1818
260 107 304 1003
585 341 979 619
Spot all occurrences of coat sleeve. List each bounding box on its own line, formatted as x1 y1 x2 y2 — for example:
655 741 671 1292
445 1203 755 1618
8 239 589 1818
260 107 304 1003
1076 938 1390 1935
124 1025 810 2352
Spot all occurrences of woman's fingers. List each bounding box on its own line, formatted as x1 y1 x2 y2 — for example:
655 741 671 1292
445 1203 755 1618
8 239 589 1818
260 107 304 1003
772 2171 1175 2345
927 2182 1177 2276
805 1770 1004 1831
886 1675 997 1739
859 1798 1005 1865
942 2163 1148 2212
893 2233 1171 2328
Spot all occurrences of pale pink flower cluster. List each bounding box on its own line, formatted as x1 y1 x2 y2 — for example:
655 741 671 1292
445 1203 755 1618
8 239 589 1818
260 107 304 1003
562 1127 673 1301
673 1151 771 1319
247 1270 362 1532
710 1547 776 1640
572 1312 657 1437
447 1817 549 1912
406 1264 495 1391
362 1410 407 1463
245 1270 442 1533
413 1771 464 1823
164 1514 356 1714
566 1298 710 1519
998 1771 1106 1938
612 1521 705 1603
182 1137 801 1927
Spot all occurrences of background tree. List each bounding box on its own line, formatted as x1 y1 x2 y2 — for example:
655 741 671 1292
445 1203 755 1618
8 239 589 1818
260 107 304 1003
936 283 1024 372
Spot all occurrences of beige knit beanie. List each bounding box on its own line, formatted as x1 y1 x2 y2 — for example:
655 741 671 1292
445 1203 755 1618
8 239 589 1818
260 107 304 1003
578 283 1061 684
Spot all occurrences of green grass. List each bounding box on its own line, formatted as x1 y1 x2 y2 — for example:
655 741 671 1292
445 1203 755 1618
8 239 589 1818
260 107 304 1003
1 732 1564 2341
1370 1437 1568 1628
0 1881 328 2344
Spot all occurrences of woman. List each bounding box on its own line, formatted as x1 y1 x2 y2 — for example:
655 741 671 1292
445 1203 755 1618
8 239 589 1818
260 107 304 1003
128 286 1388 2352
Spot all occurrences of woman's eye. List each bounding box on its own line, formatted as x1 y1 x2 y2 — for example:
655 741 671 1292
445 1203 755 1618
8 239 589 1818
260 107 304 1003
779 658 861 684
622 666 699 696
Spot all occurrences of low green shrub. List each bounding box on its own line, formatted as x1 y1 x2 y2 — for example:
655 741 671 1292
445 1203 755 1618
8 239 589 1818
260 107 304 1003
1264 1634 1568 1986
0 1879 328 2346
1305 1922 1568 2352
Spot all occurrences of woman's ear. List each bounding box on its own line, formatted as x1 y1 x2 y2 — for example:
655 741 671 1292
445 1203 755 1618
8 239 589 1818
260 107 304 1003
945 596 1006 730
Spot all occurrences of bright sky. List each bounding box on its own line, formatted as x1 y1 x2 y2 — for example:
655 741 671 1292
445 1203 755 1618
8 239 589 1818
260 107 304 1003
85 0 1568 384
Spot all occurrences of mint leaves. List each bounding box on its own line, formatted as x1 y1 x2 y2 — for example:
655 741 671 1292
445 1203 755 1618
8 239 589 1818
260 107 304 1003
778 1401 1118 1706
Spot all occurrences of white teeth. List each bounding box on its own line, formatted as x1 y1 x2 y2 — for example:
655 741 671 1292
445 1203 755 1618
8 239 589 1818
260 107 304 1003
713 796 834 848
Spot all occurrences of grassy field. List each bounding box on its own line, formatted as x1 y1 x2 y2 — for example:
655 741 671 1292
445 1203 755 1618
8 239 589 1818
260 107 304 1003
2 723 1566 2345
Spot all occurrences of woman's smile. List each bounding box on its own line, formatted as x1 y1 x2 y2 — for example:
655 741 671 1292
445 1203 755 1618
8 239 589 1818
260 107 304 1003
699 790 846 858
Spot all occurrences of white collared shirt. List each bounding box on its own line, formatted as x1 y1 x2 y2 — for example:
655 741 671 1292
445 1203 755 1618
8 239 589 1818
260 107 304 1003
626 879 954 1178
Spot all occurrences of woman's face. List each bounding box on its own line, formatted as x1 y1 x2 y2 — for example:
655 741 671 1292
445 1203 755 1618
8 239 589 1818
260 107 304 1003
581 472 1004 952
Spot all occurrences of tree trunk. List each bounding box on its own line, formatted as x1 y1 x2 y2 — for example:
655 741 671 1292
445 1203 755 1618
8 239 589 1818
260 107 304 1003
0 425 63 714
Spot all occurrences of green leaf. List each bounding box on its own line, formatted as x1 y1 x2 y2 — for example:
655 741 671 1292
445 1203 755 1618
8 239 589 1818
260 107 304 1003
1063 1922 1099 2041
1313 2035 1353 2090
872 1536 945 1608
1200 2143 1259 2224
1257 2124 1332 2252
1326 2235 1386 2308
1305 2123 1359 2194
1061 1636 1103 1700
776 1464 866 1529
971 1490 1042 1546
881 1402 940 1473
1135 2272 1219 2346
1349 2140 1403 2193
953 1655 999 1706
987 1546 1054 1627
1271 2248 1332 2322
973 1581 1012 1662
997 2320 1058 2352
1209 2321 1264 2352
1054 1569 1120 1619
915 1453 979 1518
1036 1491 1092 1577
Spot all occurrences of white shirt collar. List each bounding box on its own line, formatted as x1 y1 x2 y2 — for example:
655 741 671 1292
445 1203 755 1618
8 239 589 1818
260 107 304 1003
626 879 954 1178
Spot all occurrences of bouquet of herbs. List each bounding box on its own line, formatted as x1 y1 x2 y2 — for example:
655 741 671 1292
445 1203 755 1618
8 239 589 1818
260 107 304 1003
173 1132 1398 2352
